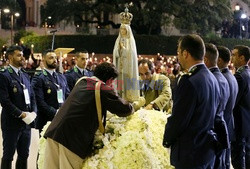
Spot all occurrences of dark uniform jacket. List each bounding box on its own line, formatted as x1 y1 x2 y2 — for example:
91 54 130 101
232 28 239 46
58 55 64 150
0 66 37 130
233 65 250 138
64 66 93 91
31 69 70 130
44 77 133 159
163 64 220 168
221 67 238 141
210 67 230 149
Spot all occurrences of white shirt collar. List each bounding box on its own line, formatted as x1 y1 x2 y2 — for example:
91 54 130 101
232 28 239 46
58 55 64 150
44 68 55 76
208 66 218 70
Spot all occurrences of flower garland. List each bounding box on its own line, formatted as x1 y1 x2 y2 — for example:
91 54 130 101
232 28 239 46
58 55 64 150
38 110 173 169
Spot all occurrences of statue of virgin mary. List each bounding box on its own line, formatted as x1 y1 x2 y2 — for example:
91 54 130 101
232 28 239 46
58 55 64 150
113 8 140 102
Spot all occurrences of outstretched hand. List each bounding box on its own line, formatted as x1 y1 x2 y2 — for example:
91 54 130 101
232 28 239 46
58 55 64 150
132 97 146 111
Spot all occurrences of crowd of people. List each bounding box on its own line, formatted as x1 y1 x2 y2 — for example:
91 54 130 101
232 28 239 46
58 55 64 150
0 33 249 169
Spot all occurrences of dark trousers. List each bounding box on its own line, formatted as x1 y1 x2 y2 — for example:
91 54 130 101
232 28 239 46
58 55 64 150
2 128 31 161
214 149 226 169
175 157 215 169
225 147 231 169
231 137 250 169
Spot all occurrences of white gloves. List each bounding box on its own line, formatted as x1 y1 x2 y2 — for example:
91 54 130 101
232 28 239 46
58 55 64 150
22 112 37 125
132 97 146 111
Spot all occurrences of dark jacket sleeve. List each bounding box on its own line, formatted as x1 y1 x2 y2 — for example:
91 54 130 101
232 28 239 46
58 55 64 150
62 75 70 99
30 85 37 113
64 73 74 92
163 78 197 147
234 73 245 105
0 73 22 117
101 84 133 117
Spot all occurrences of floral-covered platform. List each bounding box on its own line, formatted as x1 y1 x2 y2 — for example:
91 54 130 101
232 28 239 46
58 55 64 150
38 110 173 169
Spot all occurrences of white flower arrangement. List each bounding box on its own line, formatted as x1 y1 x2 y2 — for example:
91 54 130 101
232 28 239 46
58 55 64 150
38 110 173 169
38 122 51 169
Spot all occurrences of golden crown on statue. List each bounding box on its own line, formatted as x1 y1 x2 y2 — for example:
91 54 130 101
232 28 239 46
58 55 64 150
120 7 133 25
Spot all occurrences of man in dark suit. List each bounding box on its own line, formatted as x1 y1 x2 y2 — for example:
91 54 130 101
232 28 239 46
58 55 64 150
42 62 144 168
231 45 250 169
205 43 230 169
31 49 70 132
217 46 239 169
0 45 37 169
163 34 220 169
64 51 93 91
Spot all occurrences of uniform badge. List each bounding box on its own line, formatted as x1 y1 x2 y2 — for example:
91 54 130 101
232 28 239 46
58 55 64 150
47 88 51 94
13 86 17 93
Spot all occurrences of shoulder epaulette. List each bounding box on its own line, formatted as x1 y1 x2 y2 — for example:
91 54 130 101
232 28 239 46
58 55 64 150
73 67 79 73
34 71 42 76
177 71 192 85
237 66 245 73
189 66 197 74
7 66 13 73
42 70 48 76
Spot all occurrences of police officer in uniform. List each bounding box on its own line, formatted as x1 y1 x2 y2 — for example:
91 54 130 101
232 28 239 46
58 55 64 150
64 51 93 91
217 46 239 169
205 43 230 169
163 34 220 169
231 45 250 169
31 50 70 132
0 45 37 169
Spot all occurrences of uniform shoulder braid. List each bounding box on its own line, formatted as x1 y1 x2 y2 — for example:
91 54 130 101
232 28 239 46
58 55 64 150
189 65 198 74
176 65 198 85
236 65 247 73
177 71 193 85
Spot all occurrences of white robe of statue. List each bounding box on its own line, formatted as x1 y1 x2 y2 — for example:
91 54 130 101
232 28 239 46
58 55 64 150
113 24 140 102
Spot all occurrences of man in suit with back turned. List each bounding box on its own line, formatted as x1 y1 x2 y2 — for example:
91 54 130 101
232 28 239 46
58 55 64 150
163 34 220 169
217 45 239 169
231 45 250 169
205 43 230 169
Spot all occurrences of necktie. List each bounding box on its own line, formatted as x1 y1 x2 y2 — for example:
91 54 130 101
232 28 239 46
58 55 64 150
17 70 21 77
81 70 85 76
18 70 23 83
144 84 148 91
53 72 58 83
